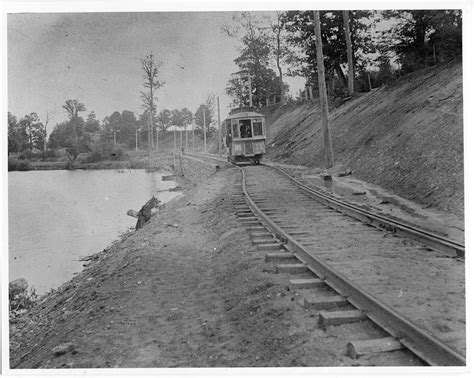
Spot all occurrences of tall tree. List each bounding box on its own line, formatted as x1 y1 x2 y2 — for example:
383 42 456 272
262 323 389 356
223 12 283 108
342 10 355 95
282 10 375 94
380 10 462 73
180 108 193 128
140 52 164 152
85 111 100 133
62 100 86 143
194 102 213 139
19 113 44 151
157 109 172 131
63 99 86 119
269 11 295 102
8 112 27 154
48 117 91 165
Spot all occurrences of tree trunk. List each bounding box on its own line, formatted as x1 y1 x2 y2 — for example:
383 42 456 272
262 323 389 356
313 11 334 169
276 35 284 102
334 63 347 89
217 96 222 157
342 10 355 96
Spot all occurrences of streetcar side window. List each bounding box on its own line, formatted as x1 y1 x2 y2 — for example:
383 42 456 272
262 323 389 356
253 119 263 136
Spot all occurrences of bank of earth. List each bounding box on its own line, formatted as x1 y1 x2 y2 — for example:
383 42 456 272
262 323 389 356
13 162 397 368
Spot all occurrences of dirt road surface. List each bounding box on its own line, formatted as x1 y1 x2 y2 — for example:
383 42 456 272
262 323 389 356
9 162 442 369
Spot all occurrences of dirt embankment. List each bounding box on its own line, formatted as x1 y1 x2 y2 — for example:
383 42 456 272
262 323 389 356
263 61 463 217
11 160 382 369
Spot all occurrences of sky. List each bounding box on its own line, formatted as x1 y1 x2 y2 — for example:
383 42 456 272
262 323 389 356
7 11 305 131
4 0 472 132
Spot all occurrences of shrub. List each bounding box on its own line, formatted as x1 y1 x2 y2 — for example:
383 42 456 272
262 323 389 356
10 287 38 313
85 142 126 163
8 157 31 171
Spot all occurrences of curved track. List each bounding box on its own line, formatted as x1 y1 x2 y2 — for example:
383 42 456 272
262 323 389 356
184 152 465 366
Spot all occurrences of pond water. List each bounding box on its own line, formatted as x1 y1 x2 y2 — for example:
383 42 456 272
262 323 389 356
8 169 180 294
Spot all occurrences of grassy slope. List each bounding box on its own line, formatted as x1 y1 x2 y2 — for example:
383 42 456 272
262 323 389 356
263 61 463 216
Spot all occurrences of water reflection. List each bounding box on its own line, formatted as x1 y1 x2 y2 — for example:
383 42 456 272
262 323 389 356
9 169 179 294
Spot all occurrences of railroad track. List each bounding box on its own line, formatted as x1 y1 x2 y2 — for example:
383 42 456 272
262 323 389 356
184 152 465 366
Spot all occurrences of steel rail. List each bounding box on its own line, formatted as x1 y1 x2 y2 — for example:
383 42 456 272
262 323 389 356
265 164 464 258
239 167 466 366
186 152 464 258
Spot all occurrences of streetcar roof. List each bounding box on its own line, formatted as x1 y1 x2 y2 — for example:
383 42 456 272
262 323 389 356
226 111 265 120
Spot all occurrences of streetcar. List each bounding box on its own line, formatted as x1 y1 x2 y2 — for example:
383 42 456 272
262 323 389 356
223 107 266 165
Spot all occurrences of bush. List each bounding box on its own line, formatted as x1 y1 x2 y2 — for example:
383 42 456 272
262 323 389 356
10 287 37 313
8 157 31 171
38 149 58 161
16 149 57 161
85 142 125 163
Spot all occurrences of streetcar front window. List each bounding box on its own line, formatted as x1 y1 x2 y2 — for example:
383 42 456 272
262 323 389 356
253 119 263 136
239 119 252 138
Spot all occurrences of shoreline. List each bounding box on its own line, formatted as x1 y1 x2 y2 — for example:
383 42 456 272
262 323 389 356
7 150 179 172
8 156 464 369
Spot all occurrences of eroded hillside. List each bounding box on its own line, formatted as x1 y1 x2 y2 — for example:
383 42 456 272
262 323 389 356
263 61 463 217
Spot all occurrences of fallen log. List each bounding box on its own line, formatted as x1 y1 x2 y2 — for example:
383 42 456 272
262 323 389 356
135 197 160 230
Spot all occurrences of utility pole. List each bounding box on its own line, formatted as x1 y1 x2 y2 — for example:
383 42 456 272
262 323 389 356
114 130 117 146
136 129 138 152
192 121 195 152
185 124 188 151
313 10 334 169
217 96 222 157
203 107 207 153
342 10 355 96
173 126 177 168
156 125 159 152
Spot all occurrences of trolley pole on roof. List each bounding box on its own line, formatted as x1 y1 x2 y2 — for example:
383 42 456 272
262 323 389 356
248 71 252 108
313 10 334 169
217 96 222 157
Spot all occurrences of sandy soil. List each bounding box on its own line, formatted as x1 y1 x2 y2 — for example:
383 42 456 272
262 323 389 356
10 160 426 369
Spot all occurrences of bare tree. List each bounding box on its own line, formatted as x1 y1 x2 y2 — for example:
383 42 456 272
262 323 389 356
140 52 164 154
42 110 54 150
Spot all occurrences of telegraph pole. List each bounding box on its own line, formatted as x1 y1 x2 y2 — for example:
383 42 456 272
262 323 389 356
203 107 207 153
217 96 222 157
185 124 188 151
192 121 195 152
313 10 334 169
156 127 159 151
